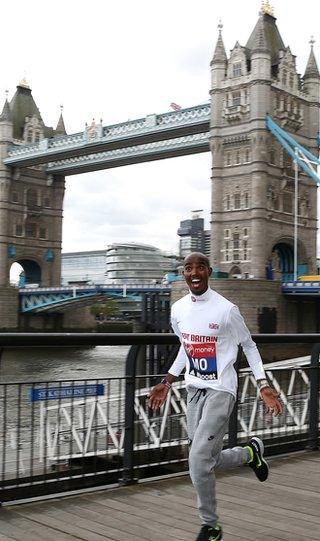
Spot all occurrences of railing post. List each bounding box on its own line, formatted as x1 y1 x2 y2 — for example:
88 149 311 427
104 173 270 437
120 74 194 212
228 345 242 448
308 343 320 451
121 344 139 485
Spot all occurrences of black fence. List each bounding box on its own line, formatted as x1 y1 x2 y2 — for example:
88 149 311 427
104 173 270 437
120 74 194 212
0 333 319 503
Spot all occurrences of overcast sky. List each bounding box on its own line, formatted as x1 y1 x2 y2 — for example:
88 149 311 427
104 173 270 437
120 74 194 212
1 0 319 255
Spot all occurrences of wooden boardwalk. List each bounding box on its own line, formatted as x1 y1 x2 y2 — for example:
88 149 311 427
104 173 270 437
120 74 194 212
0 452 319 540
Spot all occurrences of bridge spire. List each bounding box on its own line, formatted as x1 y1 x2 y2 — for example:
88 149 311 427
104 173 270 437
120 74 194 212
0 95 12 122
304 36 320 79
55 105 67 136
211 20 227 65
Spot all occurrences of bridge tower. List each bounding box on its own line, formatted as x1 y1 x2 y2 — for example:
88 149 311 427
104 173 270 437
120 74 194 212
0 81 66 327
209 5 320 280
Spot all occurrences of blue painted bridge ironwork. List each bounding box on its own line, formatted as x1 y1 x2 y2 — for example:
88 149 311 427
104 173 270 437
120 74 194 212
4 104 210 174
19 284 171 313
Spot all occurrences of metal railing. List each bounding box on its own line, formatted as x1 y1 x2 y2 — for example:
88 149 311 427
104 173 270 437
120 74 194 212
0 333 319 502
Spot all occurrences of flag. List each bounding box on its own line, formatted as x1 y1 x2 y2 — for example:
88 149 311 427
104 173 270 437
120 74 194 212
170 102 182 111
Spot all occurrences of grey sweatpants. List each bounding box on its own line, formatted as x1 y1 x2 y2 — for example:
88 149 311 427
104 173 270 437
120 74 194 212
187 387 249 527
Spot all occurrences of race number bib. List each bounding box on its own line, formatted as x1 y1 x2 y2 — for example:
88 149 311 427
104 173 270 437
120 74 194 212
184 342 218 381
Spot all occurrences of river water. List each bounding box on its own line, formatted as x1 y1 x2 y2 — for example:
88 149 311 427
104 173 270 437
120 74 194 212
0 346 129 383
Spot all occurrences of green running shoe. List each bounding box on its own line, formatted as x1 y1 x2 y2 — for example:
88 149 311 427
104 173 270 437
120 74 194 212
246 436 269 482
195 524 223 541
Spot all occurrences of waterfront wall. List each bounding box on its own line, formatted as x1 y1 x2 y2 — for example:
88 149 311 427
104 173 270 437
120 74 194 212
0 287 19 329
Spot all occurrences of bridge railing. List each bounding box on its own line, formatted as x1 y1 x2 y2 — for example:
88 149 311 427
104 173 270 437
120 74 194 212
0 333 319 502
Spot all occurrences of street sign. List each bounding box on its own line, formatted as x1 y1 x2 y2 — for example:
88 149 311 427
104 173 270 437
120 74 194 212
30 384 105 402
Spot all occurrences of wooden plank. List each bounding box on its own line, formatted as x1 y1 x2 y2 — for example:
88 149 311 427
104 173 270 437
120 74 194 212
0 452 318 541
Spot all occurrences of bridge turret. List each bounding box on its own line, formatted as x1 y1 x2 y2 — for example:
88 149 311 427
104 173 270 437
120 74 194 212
55 106 67 136
210 21 227 88
303 39 320 103
0 97 13 148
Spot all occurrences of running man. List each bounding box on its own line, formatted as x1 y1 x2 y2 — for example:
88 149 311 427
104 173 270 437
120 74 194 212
149 252 283 541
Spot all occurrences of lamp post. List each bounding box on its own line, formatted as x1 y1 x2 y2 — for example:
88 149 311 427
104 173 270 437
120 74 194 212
293 149 299 282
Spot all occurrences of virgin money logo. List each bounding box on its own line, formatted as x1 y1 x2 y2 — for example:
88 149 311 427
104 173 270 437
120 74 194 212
185 343 195 357
191 296 197 302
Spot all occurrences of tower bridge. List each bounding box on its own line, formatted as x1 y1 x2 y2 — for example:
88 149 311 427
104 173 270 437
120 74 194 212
3 104 210 173
0 4 319 332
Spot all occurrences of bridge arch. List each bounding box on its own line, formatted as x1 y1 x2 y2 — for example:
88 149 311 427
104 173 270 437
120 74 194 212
267 237 309 281
229 265 242 278
13 258 42 286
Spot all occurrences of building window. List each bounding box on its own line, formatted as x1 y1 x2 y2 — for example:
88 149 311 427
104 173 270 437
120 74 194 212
39 227 47 239
269 149 276 165
43 196 51 208
244 192 249 208
289 73 294 88
224 229 230 238
243 228 248 237
27 130 33 143
233 233 240 249
244 148 251 163
34 132 40 143
234 193 241 209
233 62 242 77
226 252 229 262
26 188 38 207
226 195 231 210
232 91 241 107
226 152 232 166
233 251 240 262
283 192 293 213
282 69 287 86
15 224 23 236
25 222 37 238
225 241 229 250
12 191 19 203
235 150 241 165
243 240 248 261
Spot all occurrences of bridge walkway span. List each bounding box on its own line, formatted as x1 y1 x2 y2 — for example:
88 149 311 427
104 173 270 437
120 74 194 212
1 452 318 540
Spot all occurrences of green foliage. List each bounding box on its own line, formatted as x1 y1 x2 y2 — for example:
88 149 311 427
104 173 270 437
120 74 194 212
90 300 120 318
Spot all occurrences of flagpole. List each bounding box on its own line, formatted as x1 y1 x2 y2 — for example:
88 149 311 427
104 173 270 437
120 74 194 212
293 149 298 281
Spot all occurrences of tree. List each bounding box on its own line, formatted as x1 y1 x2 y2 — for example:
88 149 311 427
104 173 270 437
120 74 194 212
90 299 120 321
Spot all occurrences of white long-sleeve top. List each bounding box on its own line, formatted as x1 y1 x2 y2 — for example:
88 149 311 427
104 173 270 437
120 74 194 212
168 287 265 398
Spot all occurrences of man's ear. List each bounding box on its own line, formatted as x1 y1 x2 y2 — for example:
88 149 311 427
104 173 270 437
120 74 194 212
208 267 213 276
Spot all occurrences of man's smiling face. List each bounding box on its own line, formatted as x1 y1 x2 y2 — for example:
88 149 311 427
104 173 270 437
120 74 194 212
183 252 212 296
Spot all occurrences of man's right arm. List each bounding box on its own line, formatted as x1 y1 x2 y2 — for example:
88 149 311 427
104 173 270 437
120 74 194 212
148 311 187 410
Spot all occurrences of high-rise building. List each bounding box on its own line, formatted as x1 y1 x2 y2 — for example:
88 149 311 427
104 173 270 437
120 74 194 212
177 210 210 258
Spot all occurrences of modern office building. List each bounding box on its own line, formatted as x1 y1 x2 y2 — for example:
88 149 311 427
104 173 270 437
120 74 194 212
106 243 178 285
61 244 178 286
177 211 211 258
61 250 107 285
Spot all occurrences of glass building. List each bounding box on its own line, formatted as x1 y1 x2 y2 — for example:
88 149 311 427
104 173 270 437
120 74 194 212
61 250 107 285
106 243 178 285
177 211 211 258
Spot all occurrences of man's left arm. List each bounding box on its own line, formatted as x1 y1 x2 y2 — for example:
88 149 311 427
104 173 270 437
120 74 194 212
228 306 283 416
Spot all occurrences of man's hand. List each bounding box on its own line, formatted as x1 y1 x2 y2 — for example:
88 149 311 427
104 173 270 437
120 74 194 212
148 383 170 410
260 386 283 416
